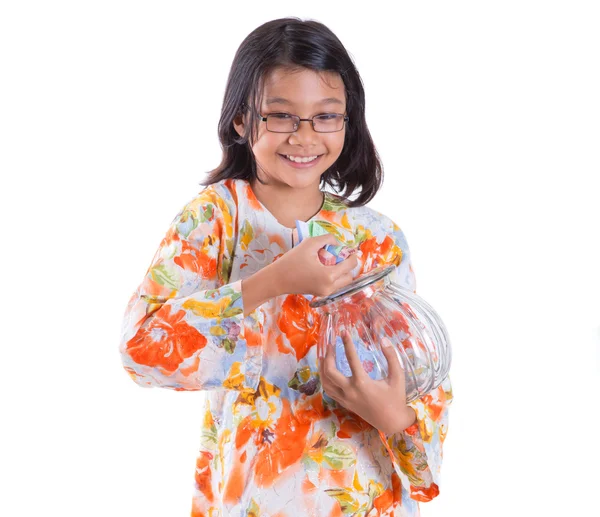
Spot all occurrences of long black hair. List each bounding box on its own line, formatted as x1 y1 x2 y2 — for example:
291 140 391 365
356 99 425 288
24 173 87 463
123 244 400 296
200 17 384 208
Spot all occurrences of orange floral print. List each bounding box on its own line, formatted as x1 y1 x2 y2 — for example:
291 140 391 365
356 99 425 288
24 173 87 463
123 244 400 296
119 178 451 516
194 451 215 503
125 304 207 373
277 294 321 361
175 238 218 279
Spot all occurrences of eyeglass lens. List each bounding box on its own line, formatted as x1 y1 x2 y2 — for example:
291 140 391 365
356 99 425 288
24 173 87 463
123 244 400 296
266 114 344 133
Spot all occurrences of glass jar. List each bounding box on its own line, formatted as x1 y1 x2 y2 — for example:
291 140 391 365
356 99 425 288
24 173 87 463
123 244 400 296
309 265 452 403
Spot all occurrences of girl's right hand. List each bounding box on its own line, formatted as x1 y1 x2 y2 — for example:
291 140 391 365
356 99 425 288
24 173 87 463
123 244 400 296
272 233 359 297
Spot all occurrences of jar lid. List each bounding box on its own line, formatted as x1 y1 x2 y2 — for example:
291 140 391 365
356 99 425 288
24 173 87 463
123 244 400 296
309 264 395 308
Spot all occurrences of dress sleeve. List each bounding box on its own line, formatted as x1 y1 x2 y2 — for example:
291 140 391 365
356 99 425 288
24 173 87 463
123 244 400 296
119 188 265 392
377 219 454 502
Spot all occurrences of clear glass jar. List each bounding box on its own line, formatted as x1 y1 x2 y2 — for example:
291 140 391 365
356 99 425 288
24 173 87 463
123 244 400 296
309 265 452 403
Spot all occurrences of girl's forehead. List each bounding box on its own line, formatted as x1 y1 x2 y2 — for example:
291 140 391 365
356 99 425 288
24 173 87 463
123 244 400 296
260 67 345 107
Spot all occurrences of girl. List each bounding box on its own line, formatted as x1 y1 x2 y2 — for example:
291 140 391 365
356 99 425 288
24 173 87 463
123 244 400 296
120 17 452 517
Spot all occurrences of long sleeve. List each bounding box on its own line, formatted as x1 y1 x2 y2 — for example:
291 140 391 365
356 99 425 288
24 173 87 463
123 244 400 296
119 187 265 392
377 219 453 502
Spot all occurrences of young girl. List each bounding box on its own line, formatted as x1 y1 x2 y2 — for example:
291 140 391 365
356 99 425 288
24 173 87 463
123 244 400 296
119 17 452 517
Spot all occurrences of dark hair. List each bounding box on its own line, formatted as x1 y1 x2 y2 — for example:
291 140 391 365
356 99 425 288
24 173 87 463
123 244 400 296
200 17 383 207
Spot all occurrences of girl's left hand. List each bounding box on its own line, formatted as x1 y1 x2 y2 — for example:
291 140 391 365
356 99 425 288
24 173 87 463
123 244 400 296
319 330 416 435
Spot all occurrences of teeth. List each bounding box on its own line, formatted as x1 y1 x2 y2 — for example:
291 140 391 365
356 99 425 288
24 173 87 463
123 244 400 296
286 155 319 163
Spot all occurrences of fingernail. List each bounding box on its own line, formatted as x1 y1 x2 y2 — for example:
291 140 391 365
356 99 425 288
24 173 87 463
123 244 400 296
382 337 393 348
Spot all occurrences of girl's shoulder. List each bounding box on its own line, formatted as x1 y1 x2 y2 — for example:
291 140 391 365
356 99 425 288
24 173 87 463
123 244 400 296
176 178 241 222
334 196 400 235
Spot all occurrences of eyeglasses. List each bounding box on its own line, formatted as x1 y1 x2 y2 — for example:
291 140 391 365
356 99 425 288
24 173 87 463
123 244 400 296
258 112 349 133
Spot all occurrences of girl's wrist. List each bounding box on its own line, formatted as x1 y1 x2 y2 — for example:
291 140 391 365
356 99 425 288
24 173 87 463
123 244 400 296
403 406 417 429
264 260 288 297
242 264 283 317
383 407 417 436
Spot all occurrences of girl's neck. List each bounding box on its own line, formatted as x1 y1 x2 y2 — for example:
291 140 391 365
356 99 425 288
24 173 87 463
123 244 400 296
249 178 324 229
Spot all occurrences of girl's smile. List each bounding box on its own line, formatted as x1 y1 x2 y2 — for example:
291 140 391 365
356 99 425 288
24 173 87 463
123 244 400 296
278 153 325 168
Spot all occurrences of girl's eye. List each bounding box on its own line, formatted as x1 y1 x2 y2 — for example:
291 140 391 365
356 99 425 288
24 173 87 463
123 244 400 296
316 113 338 120
270 113 292 119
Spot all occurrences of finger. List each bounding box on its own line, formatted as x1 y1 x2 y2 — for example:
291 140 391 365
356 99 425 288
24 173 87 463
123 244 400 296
308 233 340 252
380 337 404 385
341 330 367 381
321 380 345 403
333 252 358 273
329 256 358 287
321 338 349 389
331 272 354 292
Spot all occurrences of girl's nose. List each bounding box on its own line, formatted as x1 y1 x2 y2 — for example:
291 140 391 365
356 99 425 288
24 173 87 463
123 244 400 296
288 120 318 146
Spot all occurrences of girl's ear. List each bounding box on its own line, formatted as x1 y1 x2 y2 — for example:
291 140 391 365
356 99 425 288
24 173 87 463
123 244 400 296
233 103 248 138
232 113 245 138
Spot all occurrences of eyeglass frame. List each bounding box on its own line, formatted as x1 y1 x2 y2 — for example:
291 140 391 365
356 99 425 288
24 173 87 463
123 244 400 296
256 111 350 133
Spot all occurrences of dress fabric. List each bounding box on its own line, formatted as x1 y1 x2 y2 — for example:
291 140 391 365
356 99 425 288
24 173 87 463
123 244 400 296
119 178 453 517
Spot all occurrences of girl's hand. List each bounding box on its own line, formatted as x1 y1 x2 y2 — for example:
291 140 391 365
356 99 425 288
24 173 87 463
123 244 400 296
273 233 359 297
319 330 416 435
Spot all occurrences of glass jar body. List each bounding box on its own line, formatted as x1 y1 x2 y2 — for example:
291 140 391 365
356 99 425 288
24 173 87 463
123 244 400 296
310 265 452 403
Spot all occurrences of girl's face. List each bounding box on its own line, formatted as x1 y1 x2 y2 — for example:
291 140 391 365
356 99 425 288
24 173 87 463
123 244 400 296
234 67 347 192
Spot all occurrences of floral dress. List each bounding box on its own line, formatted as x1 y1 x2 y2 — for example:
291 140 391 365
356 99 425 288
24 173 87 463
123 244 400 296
119 178 453 517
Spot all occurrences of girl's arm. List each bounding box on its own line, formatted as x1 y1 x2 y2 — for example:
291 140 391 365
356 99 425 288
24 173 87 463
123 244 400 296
377 219 454 503
379 377 453 502
119 188 276 392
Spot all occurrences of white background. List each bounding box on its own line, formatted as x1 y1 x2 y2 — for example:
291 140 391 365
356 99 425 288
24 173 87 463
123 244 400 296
1 1 599 516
